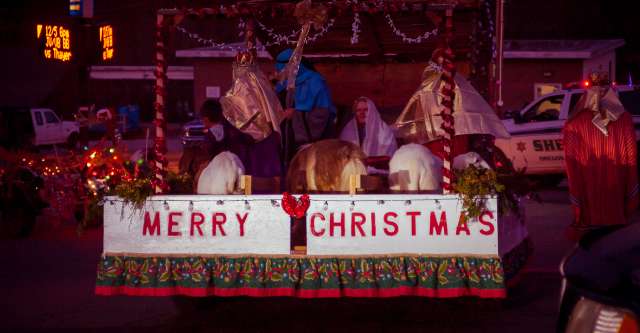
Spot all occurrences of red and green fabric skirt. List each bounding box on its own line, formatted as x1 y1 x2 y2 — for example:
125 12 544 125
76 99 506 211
96 254 507 298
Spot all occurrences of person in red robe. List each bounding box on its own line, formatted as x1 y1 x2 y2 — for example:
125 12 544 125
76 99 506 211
563 73 639 241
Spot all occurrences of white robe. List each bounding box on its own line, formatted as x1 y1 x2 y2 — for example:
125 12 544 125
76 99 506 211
389 144 443 192
340 97 398 158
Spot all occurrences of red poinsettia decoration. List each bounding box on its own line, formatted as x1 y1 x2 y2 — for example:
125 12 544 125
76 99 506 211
281 192 310 219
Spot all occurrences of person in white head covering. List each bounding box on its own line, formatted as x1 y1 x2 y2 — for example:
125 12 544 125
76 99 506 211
340 97 398 158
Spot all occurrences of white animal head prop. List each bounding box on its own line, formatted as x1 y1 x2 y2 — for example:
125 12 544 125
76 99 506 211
453 152 491 171
389 143 443 192
196 151 245 195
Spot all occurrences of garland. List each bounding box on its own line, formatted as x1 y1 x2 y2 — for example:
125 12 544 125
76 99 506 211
176 18 336 50
113 178 154 209
167 172 194 195
350 12 361 44
468 0 496 97
304 18 335 44
175 25 266 51
153 16 169 194
483 0 497 60
453 165 505 220
162 1 444 20
384 13 438 44
173 4 442 50
256 20 299 46
440 47 456 193
112 168 193 209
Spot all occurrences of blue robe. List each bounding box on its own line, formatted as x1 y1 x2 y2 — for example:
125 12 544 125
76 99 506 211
275 49 336 144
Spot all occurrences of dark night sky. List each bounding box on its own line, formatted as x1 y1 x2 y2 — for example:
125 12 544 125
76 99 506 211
1 0 639 109
2 0 639 56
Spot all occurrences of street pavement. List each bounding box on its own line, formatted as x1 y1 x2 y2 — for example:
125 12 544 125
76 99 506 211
0 187 583 332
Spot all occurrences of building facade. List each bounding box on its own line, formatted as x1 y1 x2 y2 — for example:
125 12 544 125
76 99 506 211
502 39 625 112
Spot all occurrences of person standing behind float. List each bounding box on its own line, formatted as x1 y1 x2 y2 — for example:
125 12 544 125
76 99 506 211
275 49 336 160
191 99 252 176
563 72 639 241
340 96 397 160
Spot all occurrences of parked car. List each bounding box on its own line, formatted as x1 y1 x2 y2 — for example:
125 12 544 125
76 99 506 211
0 107 80 149
76 105 141 140
181 119 207 147
495 85 640 175
557 223 639 332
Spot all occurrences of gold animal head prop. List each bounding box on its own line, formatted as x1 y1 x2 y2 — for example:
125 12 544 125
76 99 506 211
570 71 625 135
430 47 447 66
281 0 329 105
394 47 510 143
294 0 328 30
235 50 254 67
588 71 610 87
221 49 283 142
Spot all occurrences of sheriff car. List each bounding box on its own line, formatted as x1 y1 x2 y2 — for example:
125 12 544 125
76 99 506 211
495 84 640 175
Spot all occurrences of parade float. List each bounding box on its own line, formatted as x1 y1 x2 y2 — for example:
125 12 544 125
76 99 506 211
94 0 532 299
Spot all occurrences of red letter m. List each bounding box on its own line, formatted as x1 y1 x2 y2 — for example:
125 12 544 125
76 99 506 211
429 211 448 236
143 211 161 236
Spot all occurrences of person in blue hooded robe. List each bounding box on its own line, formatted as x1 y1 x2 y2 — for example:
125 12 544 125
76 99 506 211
275 49 336 155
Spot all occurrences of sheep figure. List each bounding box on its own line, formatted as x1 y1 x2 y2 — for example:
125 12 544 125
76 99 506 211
286 139 367 193
389 143 443 192
196 151 245 195
453 151 491 171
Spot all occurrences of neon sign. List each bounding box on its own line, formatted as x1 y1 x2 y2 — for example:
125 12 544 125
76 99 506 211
69 0 82 16
99 25 114 61
37 24 72 62
69 0 93 18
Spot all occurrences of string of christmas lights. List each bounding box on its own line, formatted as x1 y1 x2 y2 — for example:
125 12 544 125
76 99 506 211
176 18 336 50
175 25 268 51
103 196 462 206
255 20 301 46
350 12 361 44
384 13 438 44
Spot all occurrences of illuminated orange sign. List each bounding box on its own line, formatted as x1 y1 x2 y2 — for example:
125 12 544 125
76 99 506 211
37 24 72 62
99 25 114 61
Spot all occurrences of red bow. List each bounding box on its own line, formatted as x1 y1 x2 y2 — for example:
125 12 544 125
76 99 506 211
281 192 310 219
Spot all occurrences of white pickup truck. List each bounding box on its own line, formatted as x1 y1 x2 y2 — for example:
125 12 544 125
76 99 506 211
495 86 640 175
0 107 80 148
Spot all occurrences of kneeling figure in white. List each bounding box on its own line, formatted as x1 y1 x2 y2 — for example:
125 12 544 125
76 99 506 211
197 151 245 195
389 144 443 191
389 147 492 192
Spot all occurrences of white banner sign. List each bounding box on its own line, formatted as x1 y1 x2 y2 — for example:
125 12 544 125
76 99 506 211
306 195 498 256
103 195 290 255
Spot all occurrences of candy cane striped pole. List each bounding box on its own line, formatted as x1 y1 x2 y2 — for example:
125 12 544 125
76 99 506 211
440 8 456 194
153 14 168 194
